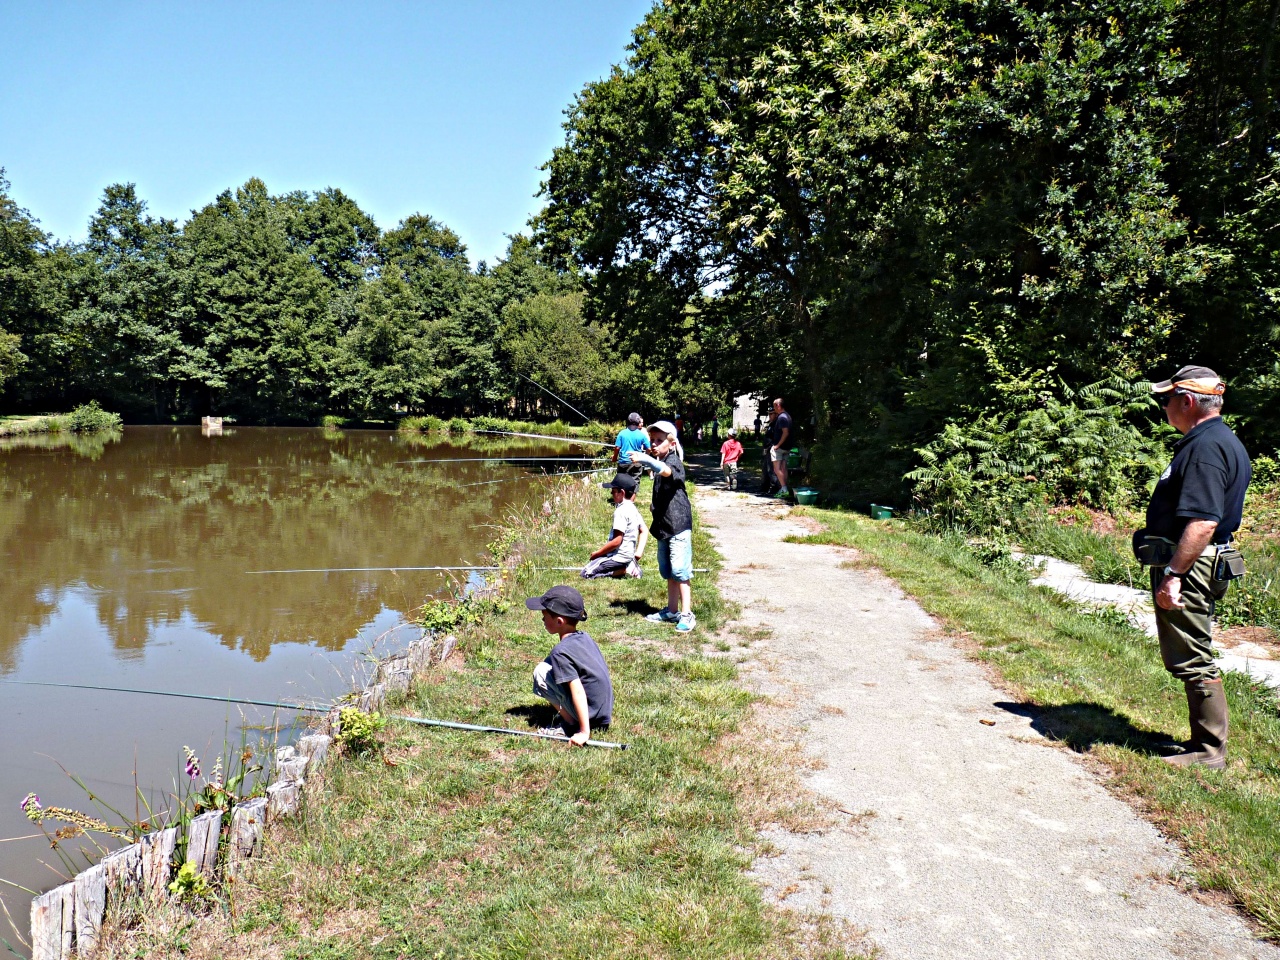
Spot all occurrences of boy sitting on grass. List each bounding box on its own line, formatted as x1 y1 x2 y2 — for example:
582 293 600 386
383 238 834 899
581 472 648 579
526 585 614 747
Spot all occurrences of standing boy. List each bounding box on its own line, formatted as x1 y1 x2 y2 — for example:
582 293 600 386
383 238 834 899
613 412 651 477
630 420 696 632
719 429 744 490
581 473 647 578
526 585 614 746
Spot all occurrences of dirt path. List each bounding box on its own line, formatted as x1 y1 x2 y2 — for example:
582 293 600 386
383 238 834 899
697 482 1279 960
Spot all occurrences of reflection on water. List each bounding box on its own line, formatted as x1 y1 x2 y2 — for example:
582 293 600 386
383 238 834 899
0 426 589 939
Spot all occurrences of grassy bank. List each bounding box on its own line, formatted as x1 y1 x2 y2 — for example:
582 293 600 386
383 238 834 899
789 505 1280 937
100 479 862 958
394 413 615 442
0 403 123 437
1013 484 1280 631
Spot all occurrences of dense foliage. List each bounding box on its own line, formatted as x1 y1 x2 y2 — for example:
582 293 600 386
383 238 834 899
0 176 682 424
540 0 1280 508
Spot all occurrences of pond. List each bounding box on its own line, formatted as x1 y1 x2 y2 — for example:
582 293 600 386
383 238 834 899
0 425 597 943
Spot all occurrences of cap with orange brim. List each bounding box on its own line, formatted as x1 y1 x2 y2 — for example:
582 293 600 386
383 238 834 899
1151 365 1226 396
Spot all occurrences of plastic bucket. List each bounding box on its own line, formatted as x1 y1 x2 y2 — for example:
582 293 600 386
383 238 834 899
786 449 802 468
794 488 819 505
869 504 894 520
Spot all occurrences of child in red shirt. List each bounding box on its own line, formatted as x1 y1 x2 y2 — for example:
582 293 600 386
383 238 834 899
720 429 744 490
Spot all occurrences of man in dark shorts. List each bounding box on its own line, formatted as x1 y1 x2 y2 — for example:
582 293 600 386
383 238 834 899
1139 365 1251 768
767 398 793 498
527 585 614 746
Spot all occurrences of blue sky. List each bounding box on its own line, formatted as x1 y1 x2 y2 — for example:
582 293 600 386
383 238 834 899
0 1 651 266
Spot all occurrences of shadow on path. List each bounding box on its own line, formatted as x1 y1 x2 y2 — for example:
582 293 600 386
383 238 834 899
994 700 1180 755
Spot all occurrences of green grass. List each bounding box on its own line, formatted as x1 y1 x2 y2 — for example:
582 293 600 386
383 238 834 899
101 481 865 959
788 505 1280 938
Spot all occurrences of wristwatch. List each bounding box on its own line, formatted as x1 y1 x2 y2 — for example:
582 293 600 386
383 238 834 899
1163 565 1188 580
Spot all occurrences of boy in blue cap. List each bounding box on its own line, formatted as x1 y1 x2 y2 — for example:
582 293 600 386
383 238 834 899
526 585 614 746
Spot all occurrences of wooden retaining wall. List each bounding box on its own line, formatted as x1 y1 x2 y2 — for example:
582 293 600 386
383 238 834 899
30 631 454 959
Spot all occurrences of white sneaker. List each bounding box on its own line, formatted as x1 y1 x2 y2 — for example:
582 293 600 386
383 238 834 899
676 612 697 632
646 608 680 623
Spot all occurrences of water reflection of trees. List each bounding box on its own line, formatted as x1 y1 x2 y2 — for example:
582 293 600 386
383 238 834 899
0 427 584 667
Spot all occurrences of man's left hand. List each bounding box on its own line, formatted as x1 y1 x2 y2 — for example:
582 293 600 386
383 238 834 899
569 730 589 747
1155 575 1186 610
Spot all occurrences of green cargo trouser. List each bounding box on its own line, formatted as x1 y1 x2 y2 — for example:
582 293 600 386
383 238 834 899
1150 552 1228 683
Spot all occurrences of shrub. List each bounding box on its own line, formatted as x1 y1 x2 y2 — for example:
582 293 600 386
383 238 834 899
907 379 1164 530
336 708 386 756
65 401 123 433
447 417 471 434
320 414 347 429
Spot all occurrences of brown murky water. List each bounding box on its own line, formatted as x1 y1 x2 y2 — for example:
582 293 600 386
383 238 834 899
0 426 595 942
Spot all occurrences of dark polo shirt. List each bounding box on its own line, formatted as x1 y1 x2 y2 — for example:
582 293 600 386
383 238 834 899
1145 416 1251 544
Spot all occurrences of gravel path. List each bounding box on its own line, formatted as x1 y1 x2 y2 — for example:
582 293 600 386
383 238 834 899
697 484 1279 960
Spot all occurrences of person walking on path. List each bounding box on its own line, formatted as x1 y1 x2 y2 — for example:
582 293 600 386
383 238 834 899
612 412 651 477
719 428 744 490
1137 365 1251 768
526 585 614 747
767 398 793 498
629 419 696 632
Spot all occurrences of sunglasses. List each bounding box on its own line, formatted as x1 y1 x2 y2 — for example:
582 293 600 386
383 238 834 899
1157 391 1185 408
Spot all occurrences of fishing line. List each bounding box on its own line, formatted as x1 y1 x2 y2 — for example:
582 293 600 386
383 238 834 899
514 372 601 429
460 466 613 487
0 679 327 712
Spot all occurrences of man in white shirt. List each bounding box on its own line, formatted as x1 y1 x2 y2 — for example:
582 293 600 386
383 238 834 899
581 472 648 578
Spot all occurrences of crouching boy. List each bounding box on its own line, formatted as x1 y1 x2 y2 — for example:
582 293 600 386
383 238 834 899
581 472 648 579
526 586 614 746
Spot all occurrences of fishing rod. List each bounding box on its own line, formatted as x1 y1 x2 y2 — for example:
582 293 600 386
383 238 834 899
246 565 499 575
460 466 613 487
475 429 617 449
0 680 628 749
391 463 591 471
395 715 627 750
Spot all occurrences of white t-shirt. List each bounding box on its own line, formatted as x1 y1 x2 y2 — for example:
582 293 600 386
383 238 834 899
611 500 644 563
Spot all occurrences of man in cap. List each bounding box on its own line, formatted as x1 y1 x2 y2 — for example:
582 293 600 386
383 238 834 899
526 585 614 746
628 420 697 632
613 412 651 477
1139 365 1251 768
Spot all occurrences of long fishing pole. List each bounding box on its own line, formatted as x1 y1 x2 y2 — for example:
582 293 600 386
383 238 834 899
393 456 593 465
394 715 627 749
460 466 613 487
475 429 617 448
0 680 628 749
246 565 499 575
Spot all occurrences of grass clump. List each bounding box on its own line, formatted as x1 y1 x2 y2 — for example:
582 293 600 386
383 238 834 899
788 504 1280 938
99 478 867 958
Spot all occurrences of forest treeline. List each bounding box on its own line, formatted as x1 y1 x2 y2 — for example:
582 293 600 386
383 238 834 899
3 0 1280 509
0 176 692 424
539 0 1280 508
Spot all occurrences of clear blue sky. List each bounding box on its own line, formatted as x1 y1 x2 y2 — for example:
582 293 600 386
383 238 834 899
0 1 651 266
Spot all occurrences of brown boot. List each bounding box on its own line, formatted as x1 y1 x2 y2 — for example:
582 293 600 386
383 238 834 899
1164 678 1228 769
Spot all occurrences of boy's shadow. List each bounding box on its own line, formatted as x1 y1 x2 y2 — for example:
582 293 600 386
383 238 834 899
608 598 664 617
994 700 1178 754
505 704 559 728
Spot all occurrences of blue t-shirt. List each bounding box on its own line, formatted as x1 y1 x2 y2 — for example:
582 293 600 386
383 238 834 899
615 428 651 463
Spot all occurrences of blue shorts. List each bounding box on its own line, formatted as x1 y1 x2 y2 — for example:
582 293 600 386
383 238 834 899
657 529 693 582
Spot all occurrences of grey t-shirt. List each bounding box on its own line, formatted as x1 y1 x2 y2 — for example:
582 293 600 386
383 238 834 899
545 631 614 724
610 499 644 563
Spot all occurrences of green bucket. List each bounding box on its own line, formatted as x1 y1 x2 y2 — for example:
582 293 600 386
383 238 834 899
869 503 894 520
786 449 802 469
794 487 819 505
